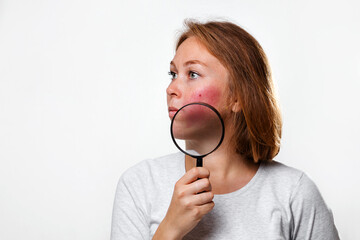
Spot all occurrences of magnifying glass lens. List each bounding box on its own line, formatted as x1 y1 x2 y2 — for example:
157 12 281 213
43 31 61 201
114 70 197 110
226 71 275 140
171 103 224 158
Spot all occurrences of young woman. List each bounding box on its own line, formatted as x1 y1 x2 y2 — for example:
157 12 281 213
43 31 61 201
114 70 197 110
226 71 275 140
111 20 339 240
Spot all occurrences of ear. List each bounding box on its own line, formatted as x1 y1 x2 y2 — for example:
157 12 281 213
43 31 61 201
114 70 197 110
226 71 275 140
231 100 242 113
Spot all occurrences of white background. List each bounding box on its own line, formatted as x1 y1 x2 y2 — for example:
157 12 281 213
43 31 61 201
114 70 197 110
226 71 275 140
0 0 359 239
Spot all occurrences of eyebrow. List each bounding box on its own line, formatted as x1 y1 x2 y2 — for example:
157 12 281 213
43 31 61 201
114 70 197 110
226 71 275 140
170 60 207 68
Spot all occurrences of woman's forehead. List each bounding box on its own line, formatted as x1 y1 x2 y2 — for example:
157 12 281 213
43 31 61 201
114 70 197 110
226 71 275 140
171 37 226 71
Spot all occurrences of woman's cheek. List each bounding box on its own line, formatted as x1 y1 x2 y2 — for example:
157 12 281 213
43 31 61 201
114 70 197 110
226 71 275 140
189 86 222 107
179 86 224 134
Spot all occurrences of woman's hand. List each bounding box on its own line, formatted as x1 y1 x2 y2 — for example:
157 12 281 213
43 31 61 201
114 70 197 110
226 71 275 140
153 167 214 240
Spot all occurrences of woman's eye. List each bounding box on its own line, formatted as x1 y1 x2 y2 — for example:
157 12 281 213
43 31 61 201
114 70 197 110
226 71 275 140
168 71 177 80
189 71 200 79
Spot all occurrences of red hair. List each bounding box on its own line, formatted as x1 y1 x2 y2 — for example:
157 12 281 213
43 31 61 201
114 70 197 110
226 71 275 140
176 20 282 162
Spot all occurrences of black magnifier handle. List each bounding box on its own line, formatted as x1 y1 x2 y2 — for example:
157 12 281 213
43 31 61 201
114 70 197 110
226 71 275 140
196 157 203 167
196 157 204 188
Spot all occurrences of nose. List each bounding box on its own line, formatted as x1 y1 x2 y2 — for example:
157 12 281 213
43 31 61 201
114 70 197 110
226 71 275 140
166 79 182 98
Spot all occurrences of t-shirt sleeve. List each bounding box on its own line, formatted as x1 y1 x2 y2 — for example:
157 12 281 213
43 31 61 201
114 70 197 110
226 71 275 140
111 168 150 240
290 173 340 240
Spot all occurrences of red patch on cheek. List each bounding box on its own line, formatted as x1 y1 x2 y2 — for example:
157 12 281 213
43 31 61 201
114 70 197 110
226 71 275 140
172 87 224 142
173 102 222 140
189 86 221 107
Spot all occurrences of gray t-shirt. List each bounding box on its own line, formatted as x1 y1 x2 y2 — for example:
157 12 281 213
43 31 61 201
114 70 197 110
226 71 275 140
111 152 339 240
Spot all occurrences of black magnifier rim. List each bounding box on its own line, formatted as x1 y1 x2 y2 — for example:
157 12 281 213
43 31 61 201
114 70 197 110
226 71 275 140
170 102 225 159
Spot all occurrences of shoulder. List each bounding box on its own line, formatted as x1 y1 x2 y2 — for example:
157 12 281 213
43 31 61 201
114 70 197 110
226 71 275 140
260 160 305 188
261 161 321 201
257 160 321 204
259 161 339 238
114 152 185 213
263 162 342 239
119 152 184 188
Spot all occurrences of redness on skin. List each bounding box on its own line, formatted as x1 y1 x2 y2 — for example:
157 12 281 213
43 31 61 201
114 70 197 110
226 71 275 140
173 85 223 135
172 85 224 141
189 86 222 107
173 104 222 142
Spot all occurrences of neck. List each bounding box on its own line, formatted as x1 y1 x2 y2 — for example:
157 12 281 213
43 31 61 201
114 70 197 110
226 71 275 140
185 139 260 194
185 145 257 177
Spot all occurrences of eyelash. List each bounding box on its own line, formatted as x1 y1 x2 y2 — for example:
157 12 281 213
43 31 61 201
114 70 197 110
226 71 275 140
168 71 177 80
168 71 200 80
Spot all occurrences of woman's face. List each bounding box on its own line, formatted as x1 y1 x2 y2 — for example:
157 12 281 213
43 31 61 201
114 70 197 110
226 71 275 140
167 36 229 119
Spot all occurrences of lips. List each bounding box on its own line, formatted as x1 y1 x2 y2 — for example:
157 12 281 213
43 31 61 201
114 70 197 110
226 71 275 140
168 107 179 118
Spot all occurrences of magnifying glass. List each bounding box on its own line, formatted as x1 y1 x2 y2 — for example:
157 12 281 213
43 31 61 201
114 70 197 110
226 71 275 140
170 102 225 167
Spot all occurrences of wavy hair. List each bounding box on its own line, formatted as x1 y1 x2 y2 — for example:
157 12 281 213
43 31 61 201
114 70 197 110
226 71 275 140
176 20 282 162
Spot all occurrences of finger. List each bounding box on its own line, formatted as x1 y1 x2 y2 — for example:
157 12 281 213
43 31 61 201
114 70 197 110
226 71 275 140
179 167 210 185
188 178 212 194
192 191 214 206
196 201 215 217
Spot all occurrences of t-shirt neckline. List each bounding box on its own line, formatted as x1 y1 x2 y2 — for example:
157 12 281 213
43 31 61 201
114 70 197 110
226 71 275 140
180 153 263 199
